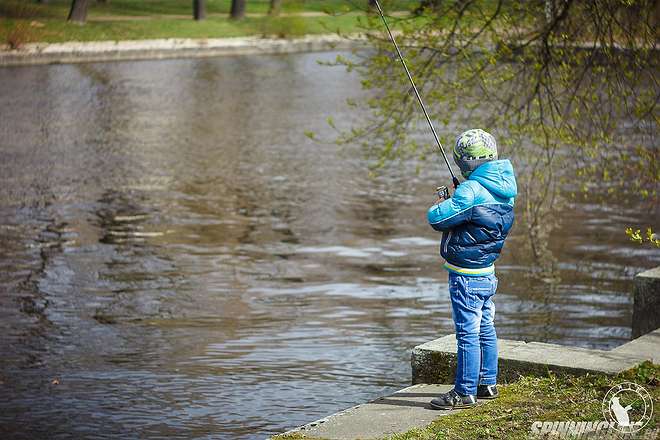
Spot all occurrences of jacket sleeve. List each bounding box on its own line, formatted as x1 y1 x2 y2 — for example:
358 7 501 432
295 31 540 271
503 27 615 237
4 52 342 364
427 183 475 232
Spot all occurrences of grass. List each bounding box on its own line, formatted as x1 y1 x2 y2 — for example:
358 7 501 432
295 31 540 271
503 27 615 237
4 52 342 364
0 0 415 18
0 15 367 43
274 362 660 440
0 0 415 45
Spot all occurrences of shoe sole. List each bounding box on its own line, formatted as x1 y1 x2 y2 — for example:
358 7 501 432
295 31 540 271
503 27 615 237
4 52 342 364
429 402 478 410
477 395 498 400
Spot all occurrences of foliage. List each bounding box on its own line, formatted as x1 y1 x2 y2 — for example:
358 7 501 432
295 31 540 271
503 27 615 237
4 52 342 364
4 20 31 49
333 0 659 270
1 2 38 49
626 227 660 247
259 15 309 38
258 1 308 38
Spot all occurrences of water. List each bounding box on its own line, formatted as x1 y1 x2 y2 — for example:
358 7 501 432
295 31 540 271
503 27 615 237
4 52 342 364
0 52 657 439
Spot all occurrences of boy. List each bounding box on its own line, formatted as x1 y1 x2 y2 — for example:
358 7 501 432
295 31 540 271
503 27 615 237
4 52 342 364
427 129 517 410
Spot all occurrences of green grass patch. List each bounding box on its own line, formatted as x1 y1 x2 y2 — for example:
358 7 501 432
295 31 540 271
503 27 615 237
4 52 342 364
0 0 420 45
0 0 414 18
274 362 660 440
0 14 368 44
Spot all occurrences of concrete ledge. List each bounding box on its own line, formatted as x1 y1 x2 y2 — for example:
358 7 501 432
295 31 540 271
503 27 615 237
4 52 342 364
277 384 455 440
0 34 367 67
612 328 660 364
281 267 659 438
282 329 658 439
412 334 652 384
632 266 660 339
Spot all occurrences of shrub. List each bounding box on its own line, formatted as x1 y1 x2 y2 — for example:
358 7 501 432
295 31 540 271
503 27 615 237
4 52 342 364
5 21 32 49
1 1 39 49
259 16 308 39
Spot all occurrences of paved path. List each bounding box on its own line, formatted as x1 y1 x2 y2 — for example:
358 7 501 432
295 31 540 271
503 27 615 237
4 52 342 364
280 384 457 440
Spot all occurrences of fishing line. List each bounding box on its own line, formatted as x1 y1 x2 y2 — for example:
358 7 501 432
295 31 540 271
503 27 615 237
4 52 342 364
371 0 460 190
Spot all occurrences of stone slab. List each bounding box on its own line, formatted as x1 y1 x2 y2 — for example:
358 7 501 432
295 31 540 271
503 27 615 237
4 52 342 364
613 328 660 364
632 266 660 339
412 334 651 384
278 384 456 440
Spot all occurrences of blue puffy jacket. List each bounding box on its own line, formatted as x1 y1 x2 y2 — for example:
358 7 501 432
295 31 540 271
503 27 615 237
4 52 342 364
427 159 517 276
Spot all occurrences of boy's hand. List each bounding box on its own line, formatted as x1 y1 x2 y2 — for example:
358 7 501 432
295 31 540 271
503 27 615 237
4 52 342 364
436 186 449 202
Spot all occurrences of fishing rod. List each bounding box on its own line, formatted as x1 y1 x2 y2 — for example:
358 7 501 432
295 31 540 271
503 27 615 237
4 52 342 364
372 0 460 191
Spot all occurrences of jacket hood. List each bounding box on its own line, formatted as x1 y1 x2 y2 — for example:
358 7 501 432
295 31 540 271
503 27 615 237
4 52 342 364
468 159 517 199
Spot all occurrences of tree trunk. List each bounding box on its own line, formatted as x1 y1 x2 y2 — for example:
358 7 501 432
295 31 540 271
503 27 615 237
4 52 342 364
268 0 282 16
67 0 90 23
230 0 246 20
193 0 206 20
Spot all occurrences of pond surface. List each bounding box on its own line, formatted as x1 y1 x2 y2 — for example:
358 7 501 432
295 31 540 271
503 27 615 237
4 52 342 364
0 52 657 439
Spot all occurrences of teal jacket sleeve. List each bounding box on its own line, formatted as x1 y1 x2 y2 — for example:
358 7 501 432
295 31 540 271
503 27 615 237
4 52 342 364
427 183 475 232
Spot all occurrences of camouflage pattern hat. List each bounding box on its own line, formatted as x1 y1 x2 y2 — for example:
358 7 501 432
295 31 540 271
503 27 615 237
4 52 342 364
453 129 498 178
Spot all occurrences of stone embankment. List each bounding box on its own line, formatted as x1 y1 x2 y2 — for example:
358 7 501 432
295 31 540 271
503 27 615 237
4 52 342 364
0 34 366 67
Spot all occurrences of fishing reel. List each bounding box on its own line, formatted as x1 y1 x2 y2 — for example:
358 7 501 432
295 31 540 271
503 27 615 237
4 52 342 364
436 185 450 201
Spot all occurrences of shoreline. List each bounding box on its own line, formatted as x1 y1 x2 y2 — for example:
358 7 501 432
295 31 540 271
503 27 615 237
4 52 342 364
0 34 368 67
4 31 651 68
275 267 660 439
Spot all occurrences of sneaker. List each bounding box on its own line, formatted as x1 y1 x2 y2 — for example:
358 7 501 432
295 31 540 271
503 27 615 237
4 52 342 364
429 389 477 410
477 384 498 400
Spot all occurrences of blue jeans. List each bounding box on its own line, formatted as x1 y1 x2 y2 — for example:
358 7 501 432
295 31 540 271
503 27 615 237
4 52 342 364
449 273 498 396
